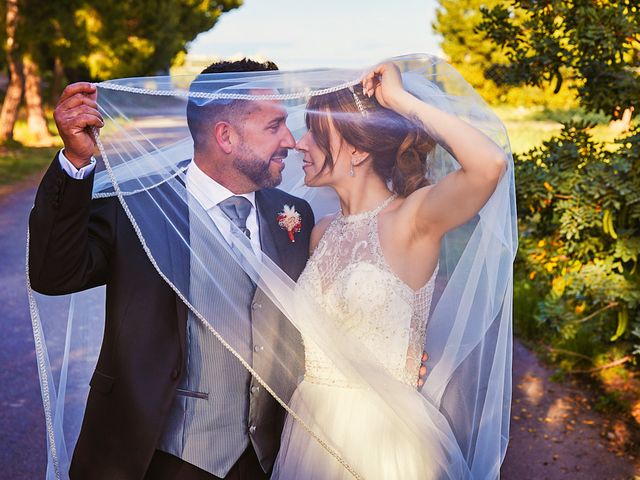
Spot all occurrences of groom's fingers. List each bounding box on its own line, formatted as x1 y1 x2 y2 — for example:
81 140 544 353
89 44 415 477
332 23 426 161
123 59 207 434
57 82 97 105
54 83 104 138
54 84 105 166
417 364 427 390
55 106 104 135
417 351 429 390
58 93 99 114
56 82 98 115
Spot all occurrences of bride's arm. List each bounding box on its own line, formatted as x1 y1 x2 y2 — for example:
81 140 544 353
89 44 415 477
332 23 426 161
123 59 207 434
362 63 507 238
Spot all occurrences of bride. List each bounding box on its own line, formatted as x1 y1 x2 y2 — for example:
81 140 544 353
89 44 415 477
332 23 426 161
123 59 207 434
272 63 507 479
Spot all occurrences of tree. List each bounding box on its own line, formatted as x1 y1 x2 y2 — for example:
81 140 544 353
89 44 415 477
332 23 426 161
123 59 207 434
432 0 577 107
0 0 23 143
69 0 241 79
478 0 640 117
433 0 510 103
476 1 640 369
0 0 243 145
515 123 640 365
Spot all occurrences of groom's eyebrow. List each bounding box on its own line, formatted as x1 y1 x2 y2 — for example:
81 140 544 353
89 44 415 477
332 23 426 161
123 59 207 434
267 114 288 127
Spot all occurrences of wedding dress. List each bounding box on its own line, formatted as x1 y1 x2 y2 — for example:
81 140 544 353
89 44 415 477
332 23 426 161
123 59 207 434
273 194 451 480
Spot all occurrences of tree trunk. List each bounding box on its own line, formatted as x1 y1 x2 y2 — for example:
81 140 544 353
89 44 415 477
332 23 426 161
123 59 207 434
51 55 64 104
50 18 65 103
0 0 23 144
23 54 54 146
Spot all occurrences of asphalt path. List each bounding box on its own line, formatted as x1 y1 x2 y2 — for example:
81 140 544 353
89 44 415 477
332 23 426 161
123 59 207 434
0 183 46 479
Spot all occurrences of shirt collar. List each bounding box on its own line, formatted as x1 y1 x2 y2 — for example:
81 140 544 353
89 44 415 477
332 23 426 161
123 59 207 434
186 161 256 211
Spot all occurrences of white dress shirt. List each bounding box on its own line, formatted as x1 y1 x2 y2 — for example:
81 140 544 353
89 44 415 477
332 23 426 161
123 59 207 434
185 161 262 257
59 150 262 256
58 150 97 178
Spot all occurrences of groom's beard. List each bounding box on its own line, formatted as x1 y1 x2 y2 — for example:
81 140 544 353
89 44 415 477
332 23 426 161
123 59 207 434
233 144 287 189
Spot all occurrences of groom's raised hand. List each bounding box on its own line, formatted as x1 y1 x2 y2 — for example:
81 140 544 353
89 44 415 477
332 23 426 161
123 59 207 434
53 82 104 169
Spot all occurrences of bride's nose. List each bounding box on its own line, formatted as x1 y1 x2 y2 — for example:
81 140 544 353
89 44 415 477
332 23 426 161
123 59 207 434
295 131 310 152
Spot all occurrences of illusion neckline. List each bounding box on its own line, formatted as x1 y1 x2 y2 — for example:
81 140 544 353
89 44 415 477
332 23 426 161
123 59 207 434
337 193 397 223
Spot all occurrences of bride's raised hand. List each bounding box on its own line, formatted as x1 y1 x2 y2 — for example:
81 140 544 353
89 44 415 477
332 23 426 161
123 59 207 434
361 62 408 111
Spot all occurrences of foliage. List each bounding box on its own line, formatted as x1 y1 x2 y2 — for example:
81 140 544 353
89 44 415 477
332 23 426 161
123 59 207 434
475 1 640 387
0 0 242 145
477 0 640 116
432 0 577 107
69 0 242 79
2 0 243 81
515 123 640 365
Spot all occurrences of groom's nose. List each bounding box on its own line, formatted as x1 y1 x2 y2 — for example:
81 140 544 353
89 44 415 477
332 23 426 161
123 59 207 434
280 127 295 149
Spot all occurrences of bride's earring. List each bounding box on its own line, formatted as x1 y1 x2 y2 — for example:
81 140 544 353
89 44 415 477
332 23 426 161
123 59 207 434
349 160 356 177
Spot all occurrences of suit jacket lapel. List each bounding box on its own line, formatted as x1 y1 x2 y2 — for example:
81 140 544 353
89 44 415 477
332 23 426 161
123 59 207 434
156 177 190 362
255 190 285 269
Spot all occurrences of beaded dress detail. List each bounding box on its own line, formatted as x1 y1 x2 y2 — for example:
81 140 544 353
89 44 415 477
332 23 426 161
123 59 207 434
298 194 438 388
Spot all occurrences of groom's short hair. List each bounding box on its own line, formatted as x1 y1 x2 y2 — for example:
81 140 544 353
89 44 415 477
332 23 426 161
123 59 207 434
199 58 278 75
187 58 279 149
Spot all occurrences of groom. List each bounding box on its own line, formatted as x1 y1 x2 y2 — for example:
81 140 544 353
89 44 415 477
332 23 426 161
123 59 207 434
29 59 313 479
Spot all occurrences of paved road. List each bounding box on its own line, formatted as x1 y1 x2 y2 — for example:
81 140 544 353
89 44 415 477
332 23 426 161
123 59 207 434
0 184 46 479
502 341 637 479
1 180 636 479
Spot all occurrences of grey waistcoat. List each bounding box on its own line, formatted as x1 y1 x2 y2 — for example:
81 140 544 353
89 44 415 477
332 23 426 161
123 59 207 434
158 191 305 477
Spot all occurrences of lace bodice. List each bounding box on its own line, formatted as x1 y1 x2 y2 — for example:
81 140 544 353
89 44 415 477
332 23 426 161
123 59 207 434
298 195 438 388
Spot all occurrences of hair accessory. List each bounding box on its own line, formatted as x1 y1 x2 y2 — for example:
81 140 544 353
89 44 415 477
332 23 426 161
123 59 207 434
348 85 368 117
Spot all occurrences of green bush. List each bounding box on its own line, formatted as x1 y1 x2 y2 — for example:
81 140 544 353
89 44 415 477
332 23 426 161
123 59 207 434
515 122 640 368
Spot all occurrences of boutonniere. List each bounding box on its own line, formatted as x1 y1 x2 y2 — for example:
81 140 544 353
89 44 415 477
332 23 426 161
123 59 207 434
277 204 302 242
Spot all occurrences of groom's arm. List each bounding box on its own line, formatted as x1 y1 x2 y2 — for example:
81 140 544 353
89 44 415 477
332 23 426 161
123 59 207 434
28 153 116 295
29 82 114 295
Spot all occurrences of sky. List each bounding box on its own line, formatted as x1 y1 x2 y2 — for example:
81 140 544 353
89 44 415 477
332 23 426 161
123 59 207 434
187 0 442 70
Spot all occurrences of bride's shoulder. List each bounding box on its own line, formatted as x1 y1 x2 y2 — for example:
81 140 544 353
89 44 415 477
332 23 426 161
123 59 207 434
400 184 435 210
310 213 338 255
381 185 438 244
388 185 435 223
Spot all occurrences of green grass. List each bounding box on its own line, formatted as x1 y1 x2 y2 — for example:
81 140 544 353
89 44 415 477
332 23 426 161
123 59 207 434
493 105 564 154
492 105 629 154
0 116 62 187
0 142 59 186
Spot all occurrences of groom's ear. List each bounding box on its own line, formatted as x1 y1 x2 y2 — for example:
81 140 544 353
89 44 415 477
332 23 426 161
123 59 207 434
213 121 234 154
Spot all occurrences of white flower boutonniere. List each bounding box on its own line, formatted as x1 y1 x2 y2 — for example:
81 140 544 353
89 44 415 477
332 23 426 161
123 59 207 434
277 204 302 242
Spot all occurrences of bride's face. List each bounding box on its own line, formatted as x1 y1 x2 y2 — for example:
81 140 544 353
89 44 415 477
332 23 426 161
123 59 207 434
295 118 353 188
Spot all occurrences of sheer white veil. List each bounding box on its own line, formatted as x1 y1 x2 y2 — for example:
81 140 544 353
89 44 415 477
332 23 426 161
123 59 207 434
28 54 516 479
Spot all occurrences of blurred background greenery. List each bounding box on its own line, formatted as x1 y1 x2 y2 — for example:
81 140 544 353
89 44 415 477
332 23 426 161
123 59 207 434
0 0 637 441
0 0 243 184
453 0 640 429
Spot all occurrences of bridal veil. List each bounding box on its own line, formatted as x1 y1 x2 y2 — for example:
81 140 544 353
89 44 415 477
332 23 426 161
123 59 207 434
27 54 516 479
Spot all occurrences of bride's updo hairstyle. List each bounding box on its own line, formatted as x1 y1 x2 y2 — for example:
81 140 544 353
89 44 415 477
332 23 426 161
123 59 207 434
305 83 436 197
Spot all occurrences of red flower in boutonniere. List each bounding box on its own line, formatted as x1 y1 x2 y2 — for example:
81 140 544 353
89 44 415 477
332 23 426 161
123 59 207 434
277 204 302 242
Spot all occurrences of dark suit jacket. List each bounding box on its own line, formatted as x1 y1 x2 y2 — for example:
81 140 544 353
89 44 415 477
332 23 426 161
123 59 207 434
28 156 314 479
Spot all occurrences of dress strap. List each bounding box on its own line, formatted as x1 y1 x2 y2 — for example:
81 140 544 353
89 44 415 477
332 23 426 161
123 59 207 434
337 194 397 223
